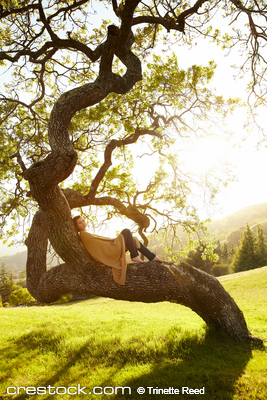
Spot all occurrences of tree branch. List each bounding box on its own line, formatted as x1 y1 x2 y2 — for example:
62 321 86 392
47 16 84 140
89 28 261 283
10 151 26 173
133 0 209 33
0 35 105 64
111 0 119 17
87 128 162 200
27 233 256 342
0 1 39 19
37 0 58 41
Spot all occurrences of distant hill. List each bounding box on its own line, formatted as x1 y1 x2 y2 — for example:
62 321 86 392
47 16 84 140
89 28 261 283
149 202 267 252
208 202 267 236
0 251 27 277
0 249 61 278
207 202 267 247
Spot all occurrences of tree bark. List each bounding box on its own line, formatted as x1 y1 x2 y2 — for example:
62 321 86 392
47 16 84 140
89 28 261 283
26 214 254 342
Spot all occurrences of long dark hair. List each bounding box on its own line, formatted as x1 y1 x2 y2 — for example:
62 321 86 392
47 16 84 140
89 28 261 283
72 215 82 233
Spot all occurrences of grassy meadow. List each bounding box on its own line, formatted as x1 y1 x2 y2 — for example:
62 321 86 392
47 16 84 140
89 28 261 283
0 267 266 400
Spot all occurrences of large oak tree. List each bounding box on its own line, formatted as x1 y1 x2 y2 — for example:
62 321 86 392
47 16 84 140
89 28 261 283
0 0 266 342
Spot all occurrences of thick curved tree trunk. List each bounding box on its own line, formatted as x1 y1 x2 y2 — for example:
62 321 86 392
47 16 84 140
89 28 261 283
26 211 255 342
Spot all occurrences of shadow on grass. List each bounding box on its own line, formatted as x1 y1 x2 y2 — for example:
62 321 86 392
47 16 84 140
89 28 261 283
112 327 258 400
1 325 264 400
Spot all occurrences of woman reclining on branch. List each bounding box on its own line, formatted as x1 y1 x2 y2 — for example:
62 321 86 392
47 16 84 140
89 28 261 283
73 215 164 285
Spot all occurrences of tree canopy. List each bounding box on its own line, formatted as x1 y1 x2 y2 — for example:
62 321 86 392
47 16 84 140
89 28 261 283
0 0 266 243
0 0 266 341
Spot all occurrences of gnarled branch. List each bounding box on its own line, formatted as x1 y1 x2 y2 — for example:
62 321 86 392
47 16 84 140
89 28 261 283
26 215 255 343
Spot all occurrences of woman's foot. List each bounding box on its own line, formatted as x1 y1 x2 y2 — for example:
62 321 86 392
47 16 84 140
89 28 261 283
152 256 165 263
131 256 146 263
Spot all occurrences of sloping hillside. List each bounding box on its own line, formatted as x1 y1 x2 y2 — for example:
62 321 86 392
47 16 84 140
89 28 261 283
0 251 27 276
218 265 267 282
0 250 61 277
208 202 267 236
208 202 267 247
149 202 267 251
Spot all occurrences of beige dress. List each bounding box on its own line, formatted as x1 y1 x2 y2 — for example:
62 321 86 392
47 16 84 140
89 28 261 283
80 231 141 285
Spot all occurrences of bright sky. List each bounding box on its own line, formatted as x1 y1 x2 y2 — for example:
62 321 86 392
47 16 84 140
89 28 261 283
130 32 267 222
0 2 267 256
175 43 267 220
179 135 267 219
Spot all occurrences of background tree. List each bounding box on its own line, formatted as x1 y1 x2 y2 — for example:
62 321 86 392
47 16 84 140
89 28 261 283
221 243 229 265
214 240 222 260
0 263 10 303
9 286 34 307
0 263 15 304
0 263 34 306
0 264 8 289
185 243 215 274
232 224 267 272
210 242 231 276
0 0 266 342
255 225 267 267
232 224 257 272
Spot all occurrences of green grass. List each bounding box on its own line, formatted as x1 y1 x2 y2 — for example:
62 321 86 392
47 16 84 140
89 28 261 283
0 267 266 400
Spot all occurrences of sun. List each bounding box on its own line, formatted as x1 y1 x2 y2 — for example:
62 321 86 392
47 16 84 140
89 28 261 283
184 137 230 175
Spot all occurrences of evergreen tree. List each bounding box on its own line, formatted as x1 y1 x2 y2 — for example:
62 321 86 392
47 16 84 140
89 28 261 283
0 264 13 304
232 224 257 272
214 240 222 259
255 225 267 267
0 264 8 292
9 269 15 291
229 244 236 258
221 243 229 264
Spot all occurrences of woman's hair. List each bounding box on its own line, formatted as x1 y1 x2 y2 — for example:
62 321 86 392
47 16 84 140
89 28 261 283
72 215 82 233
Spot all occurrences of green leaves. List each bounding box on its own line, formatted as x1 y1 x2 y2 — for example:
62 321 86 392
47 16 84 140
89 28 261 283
0 45 240 246
0 1 247 248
